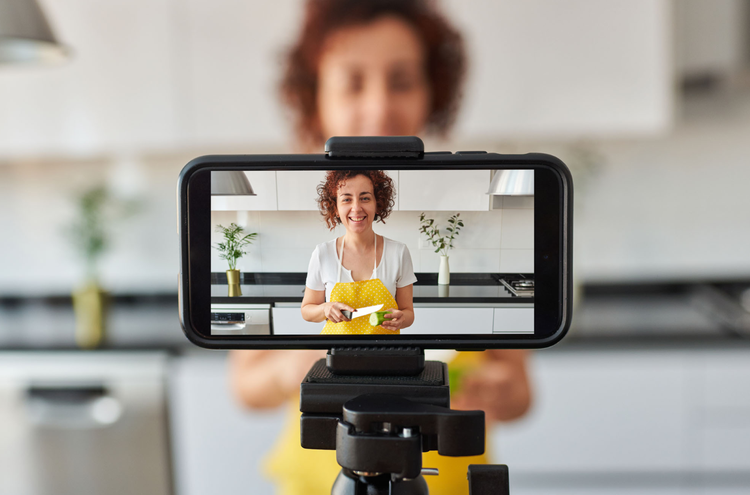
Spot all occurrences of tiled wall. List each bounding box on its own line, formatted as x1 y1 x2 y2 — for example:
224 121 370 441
210 196 534 274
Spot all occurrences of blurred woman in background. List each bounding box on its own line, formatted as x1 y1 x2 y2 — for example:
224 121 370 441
230 1 532 494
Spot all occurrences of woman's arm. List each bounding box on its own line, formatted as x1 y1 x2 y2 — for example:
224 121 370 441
381 284 415 331
228 349 326 409
301 287 354 323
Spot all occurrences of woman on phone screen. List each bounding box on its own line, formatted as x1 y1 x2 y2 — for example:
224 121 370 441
301 169 416 335
229 2 532 494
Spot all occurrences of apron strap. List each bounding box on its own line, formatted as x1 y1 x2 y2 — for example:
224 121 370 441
372 233 378 278
336 234 378 283
337 237 344 283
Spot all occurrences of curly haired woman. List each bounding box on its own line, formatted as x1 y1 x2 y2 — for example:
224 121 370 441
229 2 531 494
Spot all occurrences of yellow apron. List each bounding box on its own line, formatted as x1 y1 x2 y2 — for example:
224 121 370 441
264 352 490 495
321 235 399 335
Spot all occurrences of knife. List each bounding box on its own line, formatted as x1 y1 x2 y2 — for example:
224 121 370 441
341 304 384 320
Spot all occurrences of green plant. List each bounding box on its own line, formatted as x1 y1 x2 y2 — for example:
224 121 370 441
66 185 140 281
214 223 257 270
419 213 464 256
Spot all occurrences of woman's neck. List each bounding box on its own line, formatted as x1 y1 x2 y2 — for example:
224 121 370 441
343 230 376 252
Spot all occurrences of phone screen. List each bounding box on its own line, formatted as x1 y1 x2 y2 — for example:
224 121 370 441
180 156 571 348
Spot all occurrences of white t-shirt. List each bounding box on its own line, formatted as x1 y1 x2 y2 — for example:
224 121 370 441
306 236 418 302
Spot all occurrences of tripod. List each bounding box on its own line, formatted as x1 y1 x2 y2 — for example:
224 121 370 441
299 347 510 495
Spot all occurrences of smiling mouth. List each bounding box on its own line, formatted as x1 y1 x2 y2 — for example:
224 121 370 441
349 216 366 222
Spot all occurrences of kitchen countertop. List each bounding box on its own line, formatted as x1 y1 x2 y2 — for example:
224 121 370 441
210 272 534 304
1 279 749 351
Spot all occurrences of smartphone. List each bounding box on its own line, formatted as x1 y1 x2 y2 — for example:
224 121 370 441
178 138 572 349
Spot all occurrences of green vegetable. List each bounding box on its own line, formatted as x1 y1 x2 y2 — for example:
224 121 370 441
369 310 392 326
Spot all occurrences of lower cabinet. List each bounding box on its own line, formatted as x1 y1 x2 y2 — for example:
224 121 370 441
272 304 506 335
493 307 534 334
169 352 281 495
271 304 514 335
494 348 750 495
272 305 324 335
167 347 750 495
405 307 494 335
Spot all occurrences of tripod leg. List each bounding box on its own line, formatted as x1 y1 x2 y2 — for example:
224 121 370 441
467 464 509 495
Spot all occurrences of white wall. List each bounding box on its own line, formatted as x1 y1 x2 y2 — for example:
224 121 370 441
0 0 672 157
210 198 535 275
1 0 748 295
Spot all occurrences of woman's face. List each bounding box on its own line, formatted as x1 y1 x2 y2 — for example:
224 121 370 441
317 15 431 139
336 175 377 234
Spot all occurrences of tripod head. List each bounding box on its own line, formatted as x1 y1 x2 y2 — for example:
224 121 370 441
299 347 509 495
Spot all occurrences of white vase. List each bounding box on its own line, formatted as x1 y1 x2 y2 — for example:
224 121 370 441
438 255 450 285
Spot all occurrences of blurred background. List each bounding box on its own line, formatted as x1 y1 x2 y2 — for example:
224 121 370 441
1 0 750 494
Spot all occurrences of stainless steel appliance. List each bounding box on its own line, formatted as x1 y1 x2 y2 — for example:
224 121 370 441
0 352 172 495
210 303 271 335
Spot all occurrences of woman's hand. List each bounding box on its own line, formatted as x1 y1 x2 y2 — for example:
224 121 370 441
380 309 405 331
324 302 355 323
450 350 532 423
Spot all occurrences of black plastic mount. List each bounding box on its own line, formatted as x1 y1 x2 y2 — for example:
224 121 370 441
299 348 508 494
300 358 449 450
300 348 484 468
325 136 424 159
327 347 425 376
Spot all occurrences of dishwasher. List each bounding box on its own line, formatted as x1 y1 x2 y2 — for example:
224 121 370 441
0 352 172 495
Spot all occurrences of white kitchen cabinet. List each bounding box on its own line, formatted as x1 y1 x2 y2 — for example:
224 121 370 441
273 305 497 335
692 351 750 471
176 0 293 147
169 352 280 495
210 171 278 211
272 304 324 335
495 351 690 472
0 0 179 155
276 171 328 211
493 307 534 334
398 170 491 211
404 307 494 335
276 170 400 211
492 348 750 494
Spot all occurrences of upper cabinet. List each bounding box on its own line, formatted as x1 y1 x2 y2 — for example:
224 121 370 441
276 170 399 211
276 170 327 211
446 0 673 140
398 170 490 211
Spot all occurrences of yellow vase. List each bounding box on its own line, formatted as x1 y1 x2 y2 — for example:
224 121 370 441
72 282 108 349
226 269 242 297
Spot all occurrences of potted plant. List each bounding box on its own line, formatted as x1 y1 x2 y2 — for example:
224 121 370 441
214 223 257 297
66 186 139 348
419 213 464 285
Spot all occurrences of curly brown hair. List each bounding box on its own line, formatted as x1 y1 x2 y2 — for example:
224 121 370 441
317 170 395 230
280 0 466 147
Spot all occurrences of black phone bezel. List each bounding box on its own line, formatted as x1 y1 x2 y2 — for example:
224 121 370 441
178 152 573 349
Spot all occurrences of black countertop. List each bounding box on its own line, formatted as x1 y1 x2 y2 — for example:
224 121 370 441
1 279 749 351
210 272 534 304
